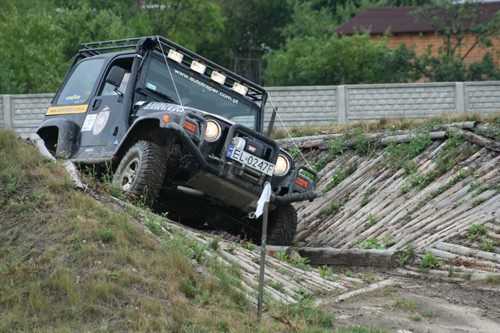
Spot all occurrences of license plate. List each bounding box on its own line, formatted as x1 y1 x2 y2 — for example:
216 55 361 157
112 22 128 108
227 146 275 176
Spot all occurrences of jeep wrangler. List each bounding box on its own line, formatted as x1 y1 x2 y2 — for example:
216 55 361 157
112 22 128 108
37 36 318 245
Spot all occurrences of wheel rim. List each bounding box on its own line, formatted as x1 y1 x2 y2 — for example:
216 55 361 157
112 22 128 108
119 156 140 190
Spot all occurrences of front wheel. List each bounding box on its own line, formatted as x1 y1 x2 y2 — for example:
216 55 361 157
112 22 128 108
113 140 167 206
267 204 298 246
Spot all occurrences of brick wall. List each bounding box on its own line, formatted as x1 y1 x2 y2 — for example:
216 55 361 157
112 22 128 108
380 33 500 65
1 81 499 136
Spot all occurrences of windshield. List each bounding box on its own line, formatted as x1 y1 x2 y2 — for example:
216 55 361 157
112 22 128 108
56 58 104 105
144 57 259 130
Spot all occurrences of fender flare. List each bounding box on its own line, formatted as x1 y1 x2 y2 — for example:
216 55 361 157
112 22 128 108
37 118 80 159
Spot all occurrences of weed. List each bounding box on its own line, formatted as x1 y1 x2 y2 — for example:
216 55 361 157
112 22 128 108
423 310 440 318
100 227 115 243
318 265 338 281
226 244 236 254
361 187 377 207
364 213 378 227
466 224 487 242
357 238 384 250
394 298 417 311
208 235 222 251
324 169 345 193
409 315 422 321
267 281 284 292
288 147 301 159
320 195 351 215
419 251 443 272
274 250 289 262
251 257 260 263
144 213 164 236
345 270 354 277
72 233 85 250
400 185 411 195
353 128 370 156
481 237 494 252
396 245 415 266
290 257 311 271
486 274 500 284
473 197 487 206
452 200 465 209
239 241 256 251
330 136 348 157
361 271 375 283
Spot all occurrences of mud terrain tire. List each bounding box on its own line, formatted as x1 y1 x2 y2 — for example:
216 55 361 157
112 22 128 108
114 140 167 206
268 204 297 246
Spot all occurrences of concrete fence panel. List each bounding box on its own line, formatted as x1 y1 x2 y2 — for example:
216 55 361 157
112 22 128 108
1 81 499 136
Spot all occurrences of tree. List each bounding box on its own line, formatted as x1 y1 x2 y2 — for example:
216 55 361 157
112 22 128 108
0 3 66 93
263 32 414 86
409 0 500 81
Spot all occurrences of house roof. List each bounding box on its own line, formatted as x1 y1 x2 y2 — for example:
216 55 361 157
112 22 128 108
333 2 500 35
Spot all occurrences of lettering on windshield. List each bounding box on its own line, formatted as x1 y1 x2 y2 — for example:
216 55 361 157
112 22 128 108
174 69 240 104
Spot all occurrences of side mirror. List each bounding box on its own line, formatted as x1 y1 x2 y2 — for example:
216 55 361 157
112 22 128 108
106 66 126 87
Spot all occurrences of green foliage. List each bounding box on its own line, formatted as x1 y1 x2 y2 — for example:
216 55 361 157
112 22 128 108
318 265 338 281
396 245 415 266
356 236 394 249
384 133 432 172
410 0 500 82
274 250 289 262
100 227 115 243
394 298 417 310
361 187 377 207
264 31 415 86
419 251 443 272
364 213 378 227
467 224 487 241
320 195 351 215
486 274 500 284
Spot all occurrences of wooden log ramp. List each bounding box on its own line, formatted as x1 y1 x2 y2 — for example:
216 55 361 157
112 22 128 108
291 123 500 261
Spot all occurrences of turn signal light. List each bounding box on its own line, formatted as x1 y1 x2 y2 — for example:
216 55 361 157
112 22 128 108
183 121 196 132
295 177 308 189
163 115 170 123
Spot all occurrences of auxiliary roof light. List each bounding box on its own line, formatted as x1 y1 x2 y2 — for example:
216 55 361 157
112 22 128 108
232 82 248 96
167 49 183 63
210 71 226 85
190 60 206 75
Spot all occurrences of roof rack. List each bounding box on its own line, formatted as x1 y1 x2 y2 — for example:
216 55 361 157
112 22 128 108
77 36 267 103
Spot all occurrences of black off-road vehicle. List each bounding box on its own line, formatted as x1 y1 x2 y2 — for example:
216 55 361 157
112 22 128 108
37 36 317 245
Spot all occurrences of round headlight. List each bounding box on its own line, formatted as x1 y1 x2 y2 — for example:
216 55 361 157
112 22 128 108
205 120 221 142
274 154 290 176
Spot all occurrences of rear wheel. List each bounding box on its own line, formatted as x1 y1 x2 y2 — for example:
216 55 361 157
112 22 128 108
267 204 298 246
114 140 167 206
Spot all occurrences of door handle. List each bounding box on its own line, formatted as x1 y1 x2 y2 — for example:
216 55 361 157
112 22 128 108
92 99 102 110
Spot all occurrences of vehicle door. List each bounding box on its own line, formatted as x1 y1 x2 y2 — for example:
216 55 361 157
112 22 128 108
78 57 133 160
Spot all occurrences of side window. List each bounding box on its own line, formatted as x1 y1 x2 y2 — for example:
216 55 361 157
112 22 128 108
100 58 133 97
56 58 104 105
101 71 131 96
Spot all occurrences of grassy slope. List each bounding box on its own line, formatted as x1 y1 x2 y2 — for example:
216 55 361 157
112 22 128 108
1 129 382 333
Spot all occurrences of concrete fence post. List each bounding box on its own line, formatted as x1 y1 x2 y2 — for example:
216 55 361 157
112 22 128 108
455 82 465 113
3 95 12 129
337 85 347 125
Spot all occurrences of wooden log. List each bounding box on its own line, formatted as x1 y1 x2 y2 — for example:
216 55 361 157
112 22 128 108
299 247 401 267
316 279 397 306
444 127 500 152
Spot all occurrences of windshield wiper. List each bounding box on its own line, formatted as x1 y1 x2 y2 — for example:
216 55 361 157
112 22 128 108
141 87 178 104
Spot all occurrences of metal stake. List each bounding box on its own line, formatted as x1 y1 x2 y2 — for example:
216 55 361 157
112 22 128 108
257 201 269 320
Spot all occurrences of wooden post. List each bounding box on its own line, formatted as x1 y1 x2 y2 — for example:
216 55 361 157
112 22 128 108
267 107 277 138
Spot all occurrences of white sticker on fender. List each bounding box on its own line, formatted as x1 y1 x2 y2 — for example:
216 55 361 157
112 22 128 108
82 114 97 131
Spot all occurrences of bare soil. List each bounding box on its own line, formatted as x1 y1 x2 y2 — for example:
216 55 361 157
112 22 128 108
320 269 500 333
